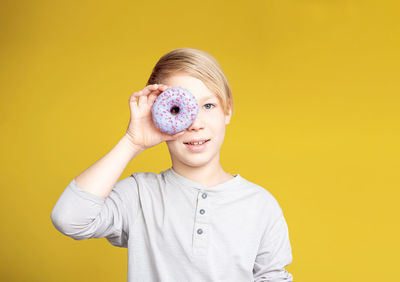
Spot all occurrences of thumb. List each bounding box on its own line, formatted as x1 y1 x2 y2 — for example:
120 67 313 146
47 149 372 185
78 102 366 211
161 131 184 142
168 131 185 140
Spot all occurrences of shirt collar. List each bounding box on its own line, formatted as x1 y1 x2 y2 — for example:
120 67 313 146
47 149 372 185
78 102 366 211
163 166 244 192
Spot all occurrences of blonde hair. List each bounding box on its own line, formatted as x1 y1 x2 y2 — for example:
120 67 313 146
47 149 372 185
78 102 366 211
146 48 234 116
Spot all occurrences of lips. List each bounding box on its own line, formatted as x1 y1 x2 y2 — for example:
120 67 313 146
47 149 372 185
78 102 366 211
184 139 210 152
183 139 211 145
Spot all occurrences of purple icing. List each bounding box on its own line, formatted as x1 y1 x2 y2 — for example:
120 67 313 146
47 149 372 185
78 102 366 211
151 87 199 135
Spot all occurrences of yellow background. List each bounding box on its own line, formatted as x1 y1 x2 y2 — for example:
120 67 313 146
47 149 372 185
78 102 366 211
1 0 399 281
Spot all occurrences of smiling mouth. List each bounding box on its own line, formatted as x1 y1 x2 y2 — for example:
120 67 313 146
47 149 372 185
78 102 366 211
183 139 211 145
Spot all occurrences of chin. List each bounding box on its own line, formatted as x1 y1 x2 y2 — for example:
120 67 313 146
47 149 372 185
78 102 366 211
181 160 214 170
167 148 212 168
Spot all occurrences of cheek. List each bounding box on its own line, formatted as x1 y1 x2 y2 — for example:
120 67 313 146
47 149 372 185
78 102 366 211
166 140 178 151
207 111 225 124
209 120 226 141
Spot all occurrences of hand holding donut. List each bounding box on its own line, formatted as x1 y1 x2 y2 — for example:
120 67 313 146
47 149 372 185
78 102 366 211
126 84 185 150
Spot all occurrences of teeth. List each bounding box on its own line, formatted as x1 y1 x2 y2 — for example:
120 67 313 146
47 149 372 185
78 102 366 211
188 140 207 145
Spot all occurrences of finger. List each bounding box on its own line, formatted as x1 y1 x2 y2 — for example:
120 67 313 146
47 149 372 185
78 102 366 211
153 84 170 96
171 131 185 139
147 83 170 93
129 96 139 113
138 95 148 106
131 89 145 99
129 94 138 105
134 84 170 99
133 84 161 98
148 93 158 105
161 131 183 143
158 84 170 91
141 84 159 96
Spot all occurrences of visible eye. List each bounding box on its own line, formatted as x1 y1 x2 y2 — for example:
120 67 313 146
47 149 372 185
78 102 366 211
204 103 215 110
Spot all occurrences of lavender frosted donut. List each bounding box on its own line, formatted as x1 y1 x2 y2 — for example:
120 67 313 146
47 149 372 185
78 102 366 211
151 87 199 135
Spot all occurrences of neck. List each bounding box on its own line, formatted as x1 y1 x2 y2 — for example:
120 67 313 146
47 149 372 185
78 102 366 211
171 156 233 188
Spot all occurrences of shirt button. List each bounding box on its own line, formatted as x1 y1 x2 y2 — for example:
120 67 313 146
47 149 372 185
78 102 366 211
202 193 207 199
199 209 205 214
197 228 203 234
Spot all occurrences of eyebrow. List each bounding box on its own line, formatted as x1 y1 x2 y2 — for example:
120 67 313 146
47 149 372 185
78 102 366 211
200 95 217 101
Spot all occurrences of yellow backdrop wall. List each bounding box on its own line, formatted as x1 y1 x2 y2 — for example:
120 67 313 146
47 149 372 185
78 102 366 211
1 1 398 281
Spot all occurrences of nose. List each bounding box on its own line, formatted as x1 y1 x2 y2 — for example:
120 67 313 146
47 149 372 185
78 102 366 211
187 112 205 132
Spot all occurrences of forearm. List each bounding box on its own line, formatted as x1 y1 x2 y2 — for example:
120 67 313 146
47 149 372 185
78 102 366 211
74 134 145 199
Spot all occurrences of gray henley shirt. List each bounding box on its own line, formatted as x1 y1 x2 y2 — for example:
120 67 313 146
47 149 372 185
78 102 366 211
51 167 293 281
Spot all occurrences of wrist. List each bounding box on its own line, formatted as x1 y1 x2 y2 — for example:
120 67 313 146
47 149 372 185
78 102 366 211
123 133 146 153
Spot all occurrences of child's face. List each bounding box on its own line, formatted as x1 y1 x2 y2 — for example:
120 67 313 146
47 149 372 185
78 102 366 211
163 72 232 169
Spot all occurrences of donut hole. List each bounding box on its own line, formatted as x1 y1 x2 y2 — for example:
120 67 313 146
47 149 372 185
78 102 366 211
170 105 180 115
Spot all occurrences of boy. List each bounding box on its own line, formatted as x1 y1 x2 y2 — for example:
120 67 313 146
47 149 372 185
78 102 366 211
51 48 293 281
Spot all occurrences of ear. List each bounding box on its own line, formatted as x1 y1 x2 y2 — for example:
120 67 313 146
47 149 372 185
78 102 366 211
224 101 232 125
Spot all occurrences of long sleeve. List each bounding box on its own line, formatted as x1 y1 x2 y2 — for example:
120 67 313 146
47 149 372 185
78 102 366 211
253 204 294 281
50 175 139 248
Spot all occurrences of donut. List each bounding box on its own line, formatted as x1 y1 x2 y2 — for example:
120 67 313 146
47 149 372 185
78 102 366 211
151 86 199 135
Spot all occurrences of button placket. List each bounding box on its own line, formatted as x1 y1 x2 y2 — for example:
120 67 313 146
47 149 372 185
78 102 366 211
193 190 211 256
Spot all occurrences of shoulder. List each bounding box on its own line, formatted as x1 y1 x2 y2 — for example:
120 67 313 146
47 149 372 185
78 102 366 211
130 171 163 184
109 175 140 199
128 171 168 193
239 176 285 218
110 171 163 201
